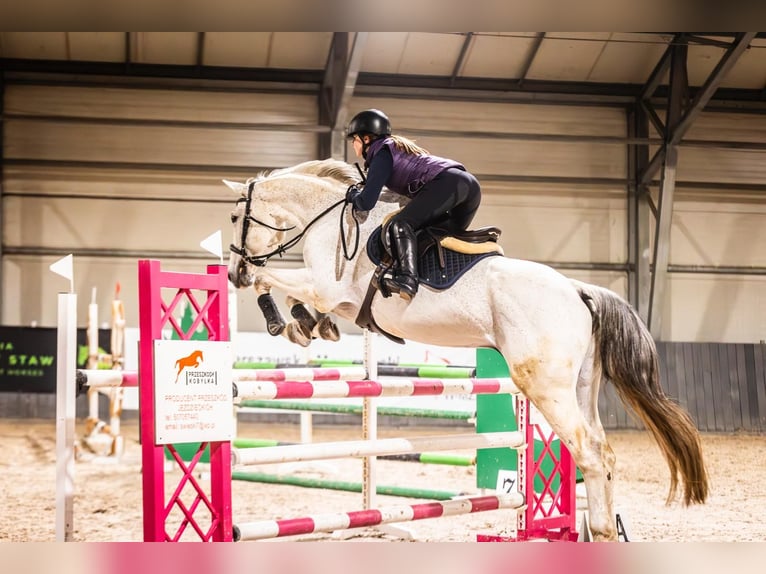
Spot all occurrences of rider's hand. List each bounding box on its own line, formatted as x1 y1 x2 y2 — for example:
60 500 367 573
345 184 361 205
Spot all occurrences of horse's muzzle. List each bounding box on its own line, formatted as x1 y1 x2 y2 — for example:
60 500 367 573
228 260 254 288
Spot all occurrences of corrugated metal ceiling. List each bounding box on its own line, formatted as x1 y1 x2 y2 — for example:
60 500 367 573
1 32 764 92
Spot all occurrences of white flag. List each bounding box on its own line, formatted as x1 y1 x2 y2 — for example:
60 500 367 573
200 230 223 263
49 254 74 292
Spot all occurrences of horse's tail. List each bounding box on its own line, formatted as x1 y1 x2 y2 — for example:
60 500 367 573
573 280 709 506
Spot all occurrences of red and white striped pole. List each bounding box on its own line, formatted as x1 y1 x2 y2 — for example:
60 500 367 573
234 494 524 541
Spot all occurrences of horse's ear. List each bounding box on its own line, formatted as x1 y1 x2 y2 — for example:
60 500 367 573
223 179 246 194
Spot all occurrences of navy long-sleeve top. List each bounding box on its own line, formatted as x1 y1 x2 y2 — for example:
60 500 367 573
352 137 463 212
353 146 394 211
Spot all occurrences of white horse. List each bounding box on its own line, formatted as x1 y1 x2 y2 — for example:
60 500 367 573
225 159 708 541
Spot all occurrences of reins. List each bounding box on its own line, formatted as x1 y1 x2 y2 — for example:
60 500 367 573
230 180 362 267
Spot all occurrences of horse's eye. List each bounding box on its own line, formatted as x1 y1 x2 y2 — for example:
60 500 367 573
231 214 238 224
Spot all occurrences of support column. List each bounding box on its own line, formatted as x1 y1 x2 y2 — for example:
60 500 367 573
626 104 651 323
648 42 687 338
637 33 755 338
648 145 679 339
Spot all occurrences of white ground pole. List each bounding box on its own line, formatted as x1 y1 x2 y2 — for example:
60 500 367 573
56 292 77 541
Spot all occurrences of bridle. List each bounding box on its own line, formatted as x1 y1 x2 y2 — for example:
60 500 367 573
229 180 360 267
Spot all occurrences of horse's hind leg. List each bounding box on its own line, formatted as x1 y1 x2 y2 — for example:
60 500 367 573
573 345 617 541
502 347 617 541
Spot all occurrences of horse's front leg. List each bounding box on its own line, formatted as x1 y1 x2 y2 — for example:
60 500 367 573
253 280 286 337
286 296 341 343
253 279 311 346
253 268 335 347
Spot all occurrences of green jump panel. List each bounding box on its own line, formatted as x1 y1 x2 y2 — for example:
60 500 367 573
476 348 518 489
476 348 581 492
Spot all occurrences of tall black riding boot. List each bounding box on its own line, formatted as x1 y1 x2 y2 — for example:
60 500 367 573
382 221 419 301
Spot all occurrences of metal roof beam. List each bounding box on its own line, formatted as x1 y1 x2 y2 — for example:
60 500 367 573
640 34 678 101
358 72 640 97
684 34 736 48
450 32 474 86
334 32 367 130
124 33 131 72
4 51 766 110
196 32 206 68
639 99 665 137
517 32 545 88
318 32 368 159
639 32 756 187
689 32 766 39
669 32 756 146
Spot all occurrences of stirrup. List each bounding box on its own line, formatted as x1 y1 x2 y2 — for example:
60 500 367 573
372 266 394 298
382 275 418 301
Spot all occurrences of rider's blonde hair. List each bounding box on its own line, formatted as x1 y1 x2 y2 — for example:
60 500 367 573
388 134 430 155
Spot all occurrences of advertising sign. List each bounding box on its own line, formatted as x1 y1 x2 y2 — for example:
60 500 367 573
0 326 112 393
153 339 233 444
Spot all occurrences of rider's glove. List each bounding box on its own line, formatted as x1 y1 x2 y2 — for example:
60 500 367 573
345 184 361 205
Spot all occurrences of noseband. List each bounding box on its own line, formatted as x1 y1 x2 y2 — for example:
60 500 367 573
229 180 355 267
229 181 297 266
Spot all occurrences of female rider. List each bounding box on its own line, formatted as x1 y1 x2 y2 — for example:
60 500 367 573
346 108 482 301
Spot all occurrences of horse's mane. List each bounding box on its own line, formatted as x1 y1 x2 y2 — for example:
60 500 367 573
245 158 403 205
249 159 359 187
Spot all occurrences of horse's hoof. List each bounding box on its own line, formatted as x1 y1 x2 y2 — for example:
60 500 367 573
315 316 341 341
290 303 318 332
266 319 285 337
285 321 312 347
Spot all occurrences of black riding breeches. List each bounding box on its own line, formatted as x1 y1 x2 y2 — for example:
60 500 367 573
392 168 481 233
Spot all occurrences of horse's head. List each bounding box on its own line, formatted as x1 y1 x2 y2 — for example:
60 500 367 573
225 159 364 288
225 177 290 288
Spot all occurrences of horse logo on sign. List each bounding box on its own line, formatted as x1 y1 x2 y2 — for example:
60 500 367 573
174 349 203 383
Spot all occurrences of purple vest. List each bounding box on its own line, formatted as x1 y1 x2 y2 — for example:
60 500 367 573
366 137 464 197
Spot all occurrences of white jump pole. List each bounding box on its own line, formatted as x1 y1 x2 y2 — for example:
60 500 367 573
109 285 126 442
362 329 377 511
228 281 240 439
86 288 99 422
235 493 525 541
233 431 524 466
55 291 77 541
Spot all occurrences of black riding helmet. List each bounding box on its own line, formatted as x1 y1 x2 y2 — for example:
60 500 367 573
346 109 392 139
347 109 391 160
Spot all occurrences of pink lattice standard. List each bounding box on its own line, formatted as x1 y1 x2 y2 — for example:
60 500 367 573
138 260 232 542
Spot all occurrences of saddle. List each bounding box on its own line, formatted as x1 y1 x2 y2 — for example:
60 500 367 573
355 222 504 344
